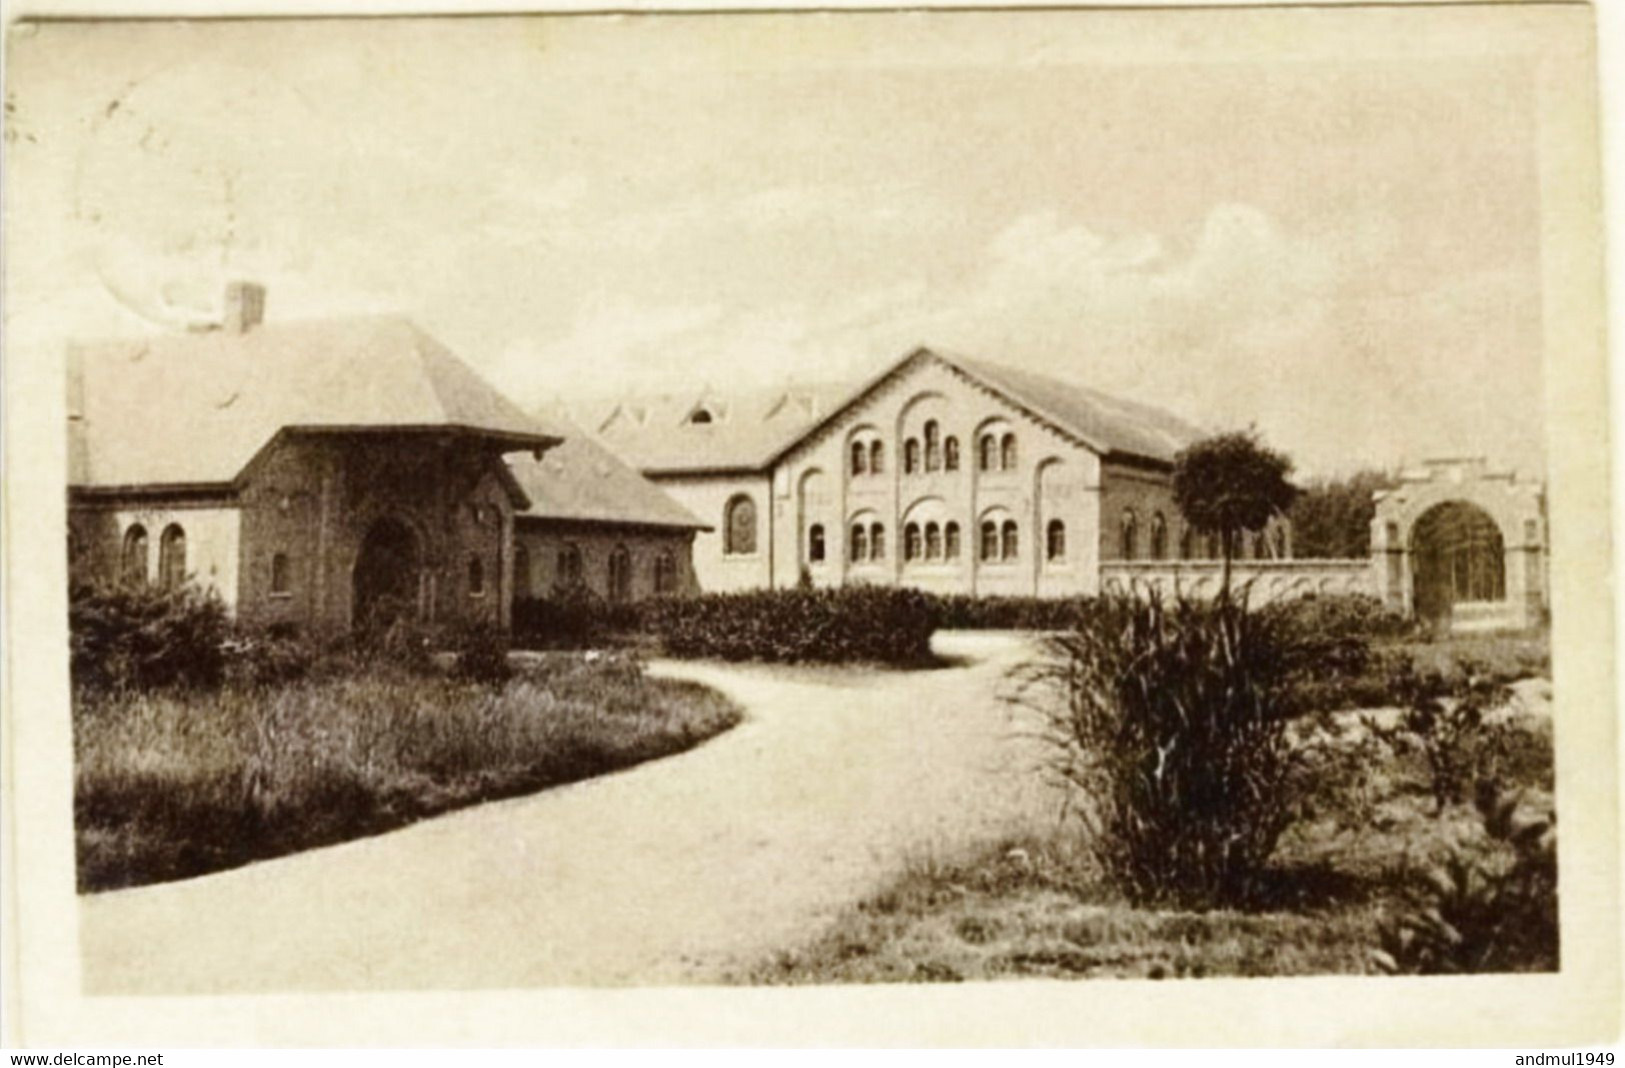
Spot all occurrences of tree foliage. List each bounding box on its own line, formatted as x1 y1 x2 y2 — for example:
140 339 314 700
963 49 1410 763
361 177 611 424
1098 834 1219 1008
1290 469 1400 559
1172 432 1299 593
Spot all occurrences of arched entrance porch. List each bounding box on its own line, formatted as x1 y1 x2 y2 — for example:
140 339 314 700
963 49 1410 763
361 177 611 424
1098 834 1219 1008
352 517 422 632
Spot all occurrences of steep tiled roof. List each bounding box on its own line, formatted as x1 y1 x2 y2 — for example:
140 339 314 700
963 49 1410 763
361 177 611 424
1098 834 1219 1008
67 316 562 491
586 347 1205 475
579 382 853 474
507 418 708 530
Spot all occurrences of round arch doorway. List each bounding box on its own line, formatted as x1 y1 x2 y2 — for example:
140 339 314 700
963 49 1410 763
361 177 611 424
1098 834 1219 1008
1409 500 1506 628
353 517 422 632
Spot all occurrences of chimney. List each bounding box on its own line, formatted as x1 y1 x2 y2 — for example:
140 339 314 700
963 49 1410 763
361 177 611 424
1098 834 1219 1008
223 281 266 333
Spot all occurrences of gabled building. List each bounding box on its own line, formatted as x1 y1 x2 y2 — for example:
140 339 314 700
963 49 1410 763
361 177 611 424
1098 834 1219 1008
585 345 1294 597
506 421 708 603
67 282 701 634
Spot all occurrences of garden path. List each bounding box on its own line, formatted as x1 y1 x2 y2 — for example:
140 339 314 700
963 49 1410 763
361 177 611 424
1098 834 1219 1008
77 632 1066 993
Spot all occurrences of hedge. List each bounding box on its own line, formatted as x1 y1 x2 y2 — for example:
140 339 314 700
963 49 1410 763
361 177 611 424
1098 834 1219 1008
643 586 940 665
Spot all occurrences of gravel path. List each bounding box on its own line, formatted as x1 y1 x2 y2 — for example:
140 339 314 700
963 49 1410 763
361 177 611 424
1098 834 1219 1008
78 632 1066 993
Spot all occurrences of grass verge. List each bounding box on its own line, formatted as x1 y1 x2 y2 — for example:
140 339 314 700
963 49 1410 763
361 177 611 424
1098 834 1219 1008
75 651 742 892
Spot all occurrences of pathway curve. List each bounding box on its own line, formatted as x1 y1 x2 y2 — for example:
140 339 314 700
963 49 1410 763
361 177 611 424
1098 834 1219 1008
78 632 1066 993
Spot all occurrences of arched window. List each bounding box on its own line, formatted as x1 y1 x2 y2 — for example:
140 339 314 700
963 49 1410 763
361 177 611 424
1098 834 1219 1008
904 522 922 562
1001 434 1017 471
688 407 713 425
808 523 826 563
1046 519 1066 562
850 524 868 562
869 440 885 475
654 551 677 595
1001 520 1019 561
724 495 757 555
1120 511 1139 560
945 522 962 560
1179 527 1193 561
924 421 941 472
1275 527 1289 559
869 523 886 560
608 546 632 604
925 522 943 560
557 544 583 590
158 523 187 589
980 520 999 562
1150 513 1168 561
468 556 485 596
121 524 148 586
513 543 532 598
944 437 960 472
271 552 292 595
850 441 867 476
979 434 997 472
904 439 920 475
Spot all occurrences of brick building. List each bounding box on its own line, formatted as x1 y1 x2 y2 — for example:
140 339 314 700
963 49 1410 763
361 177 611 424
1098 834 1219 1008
67 283 702 634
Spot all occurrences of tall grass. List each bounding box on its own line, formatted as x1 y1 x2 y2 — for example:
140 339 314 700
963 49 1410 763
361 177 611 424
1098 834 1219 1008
1011 590 1308 906
75 654 741 891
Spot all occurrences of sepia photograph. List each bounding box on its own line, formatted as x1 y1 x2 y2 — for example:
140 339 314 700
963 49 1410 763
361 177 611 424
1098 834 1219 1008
1 1 1617 1048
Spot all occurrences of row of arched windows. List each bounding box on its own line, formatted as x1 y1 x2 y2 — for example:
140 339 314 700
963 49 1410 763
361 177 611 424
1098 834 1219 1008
850 522 887 563
121 523 188 589
805 518 1073 566
892 423 1020 477
902 521 963 562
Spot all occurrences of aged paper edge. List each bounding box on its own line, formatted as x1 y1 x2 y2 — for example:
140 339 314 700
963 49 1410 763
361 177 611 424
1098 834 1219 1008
1 0 1619 1047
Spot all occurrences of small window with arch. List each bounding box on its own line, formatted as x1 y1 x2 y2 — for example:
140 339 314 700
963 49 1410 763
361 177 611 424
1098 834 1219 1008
904 522 922 562
1046 519 1066 563
944 436 960 472
1001 520 1018 561
121 524 149 587
808 523 826 564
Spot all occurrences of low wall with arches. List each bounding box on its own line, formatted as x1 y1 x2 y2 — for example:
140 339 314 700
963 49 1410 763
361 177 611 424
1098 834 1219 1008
1098 559 1376 604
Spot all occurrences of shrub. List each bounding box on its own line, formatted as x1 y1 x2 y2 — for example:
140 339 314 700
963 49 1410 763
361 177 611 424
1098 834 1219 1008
1370 660 1513 814
1372 780 1558 974
645 586 938 664
222 626 320 688
1011 589 1305 906
928 594 1096 631
447 622 513 685
69 580 230 692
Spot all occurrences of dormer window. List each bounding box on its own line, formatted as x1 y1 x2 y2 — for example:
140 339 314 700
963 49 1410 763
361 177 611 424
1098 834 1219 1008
688 407 715 425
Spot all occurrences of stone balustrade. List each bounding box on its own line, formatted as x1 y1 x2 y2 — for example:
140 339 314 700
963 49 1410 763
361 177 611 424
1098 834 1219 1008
1098 559 1376 603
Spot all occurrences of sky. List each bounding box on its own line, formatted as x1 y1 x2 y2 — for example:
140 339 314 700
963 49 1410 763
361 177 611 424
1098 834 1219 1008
5 12 1552 479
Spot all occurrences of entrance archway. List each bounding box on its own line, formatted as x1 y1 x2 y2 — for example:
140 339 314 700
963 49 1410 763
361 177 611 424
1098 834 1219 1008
1409 501 1506 626
353 517 421 631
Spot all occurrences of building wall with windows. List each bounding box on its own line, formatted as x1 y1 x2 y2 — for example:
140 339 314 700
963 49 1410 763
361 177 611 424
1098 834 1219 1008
69 502 241 609
647 473 775 593
69 434 519 635
604 357 1115 598
512 522 698 603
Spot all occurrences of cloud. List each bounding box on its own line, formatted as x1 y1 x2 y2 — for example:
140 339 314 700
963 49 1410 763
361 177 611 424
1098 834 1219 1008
503 202 1540 478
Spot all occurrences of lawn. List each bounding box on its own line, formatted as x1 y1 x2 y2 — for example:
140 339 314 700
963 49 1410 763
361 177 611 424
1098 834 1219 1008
75 651 743 892
739 629 1555 984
